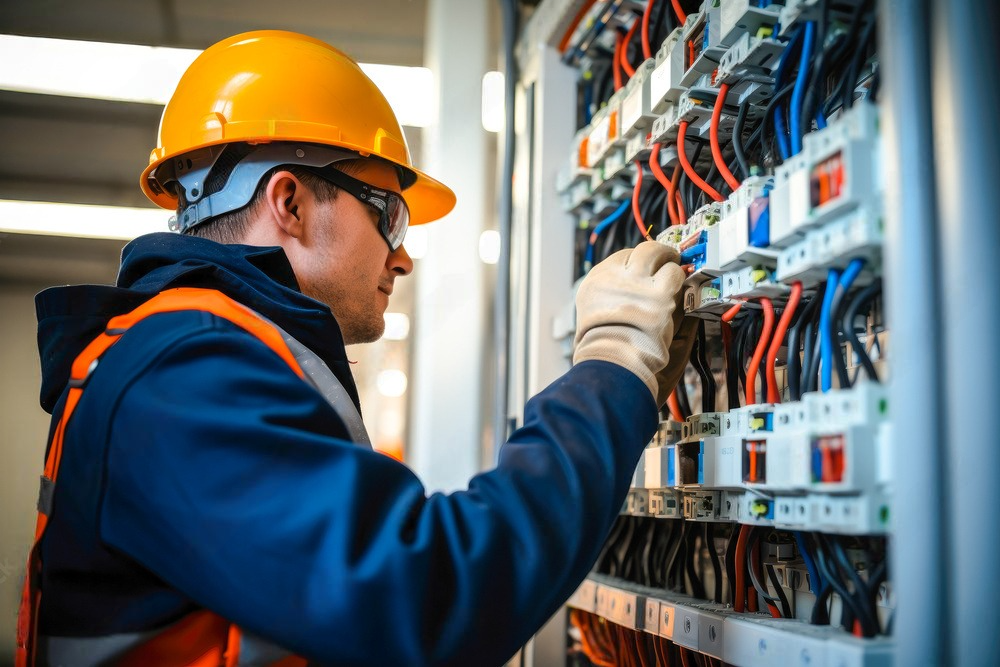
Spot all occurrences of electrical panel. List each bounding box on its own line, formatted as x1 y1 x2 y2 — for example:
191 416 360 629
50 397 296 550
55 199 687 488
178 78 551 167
515 1 892 665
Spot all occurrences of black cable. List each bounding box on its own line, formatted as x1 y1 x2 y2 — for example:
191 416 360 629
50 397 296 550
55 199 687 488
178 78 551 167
802 283 826 393
766 563 793 619
664 519 686 590
692 320 717 412
724 524 739 605
751 82 796 169
841 12 878 110
685 523 707 599
828 536 880 636
746 528 784 613
639 518 657 586
676 369 693 419
705 523 723 603
733 97 751 180
842 278 882 385
596 515 627 574
813 534 873 635
786 296 818 401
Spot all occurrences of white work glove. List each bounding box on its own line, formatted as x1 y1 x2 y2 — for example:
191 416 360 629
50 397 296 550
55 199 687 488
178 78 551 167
573 241 696 407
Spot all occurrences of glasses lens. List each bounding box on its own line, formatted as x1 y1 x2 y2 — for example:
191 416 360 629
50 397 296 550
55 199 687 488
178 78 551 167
383 194 410 251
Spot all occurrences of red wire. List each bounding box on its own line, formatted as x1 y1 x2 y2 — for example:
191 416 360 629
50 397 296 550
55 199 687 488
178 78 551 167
674 190 686 224
678 121 724 202
745 298 775 406
621 20 638 78
642 0 656 60
613 30 624 92
669 164 682 225
671 0 687 24
722 301 743 323
711 83 741 192
668 389 683 420
679 647 693 667
632 162 652 240
734 524 751 612
766 282 803 403
649 144 677 224
558 0 600 53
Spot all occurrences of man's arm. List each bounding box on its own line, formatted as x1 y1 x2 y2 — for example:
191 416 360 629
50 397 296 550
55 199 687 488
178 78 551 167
101 320 656 666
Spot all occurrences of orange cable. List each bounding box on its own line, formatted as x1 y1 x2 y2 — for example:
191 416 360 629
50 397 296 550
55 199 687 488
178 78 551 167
680 646 693 667
711 83 742 192
722 301 743 323
766 282 803 403
678 121 724 202
671 0 687 24
642 0 656 60
613 30 625 92
621 19 639 78
745 298 775 406
734 525 751 612
674 190 686 224
669 164 682 225
558 0 600 53
668 389 684 420
632 162 653 240
649 144 676 230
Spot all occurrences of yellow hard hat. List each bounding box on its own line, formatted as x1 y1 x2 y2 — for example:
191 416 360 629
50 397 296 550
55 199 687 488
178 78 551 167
140 30 455 226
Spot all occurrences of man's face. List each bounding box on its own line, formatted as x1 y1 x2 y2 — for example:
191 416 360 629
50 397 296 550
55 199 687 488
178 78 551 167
293 160 413 344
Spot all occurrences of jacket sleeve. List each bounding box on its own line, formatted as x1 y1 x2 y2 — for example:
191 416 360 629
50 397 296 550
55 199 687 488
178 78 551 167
99 316 657 666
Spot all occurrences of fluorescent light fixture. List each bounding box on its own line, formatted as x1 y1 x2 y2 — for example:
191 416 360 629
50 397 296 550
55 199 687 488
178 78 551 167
478 229 501 264
0 34 436 127
376 370 408 398
383 312 411 340
481 71 505 133
0 200 169 240
405 226 429 259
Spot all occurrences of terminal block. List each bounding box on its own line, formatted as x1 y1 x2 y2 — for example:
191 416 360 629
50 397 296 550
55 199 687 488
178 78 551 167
714 176 775 272
650 27 686 113
620 58 658 140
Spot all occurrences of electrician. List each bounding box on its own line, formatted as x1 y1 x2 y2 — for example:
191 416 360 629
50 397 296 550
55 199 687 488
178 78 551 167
17 30 696 667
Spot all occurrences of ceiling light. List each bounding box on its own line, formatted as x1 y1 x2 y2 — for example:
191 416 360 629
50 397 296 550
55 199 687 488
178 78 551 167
479 229 502 264
0 200 169 240
481 71 505 133
383 313 411 340
0 34 436 127
376 370 408 398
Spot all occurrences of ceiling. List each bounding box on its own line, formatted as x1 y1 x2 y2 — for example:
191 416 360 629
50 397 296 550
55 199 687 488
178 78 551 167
0 0 428 291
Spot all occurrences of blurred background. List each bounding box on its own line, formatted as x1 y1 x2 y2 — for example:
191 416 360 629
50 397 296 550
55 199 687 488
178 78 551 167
0 0 508 655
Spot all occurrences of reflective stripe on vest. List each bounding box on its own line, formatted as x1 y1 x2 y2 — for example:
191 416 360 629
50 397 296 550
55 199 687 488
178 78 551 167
15 287 363 666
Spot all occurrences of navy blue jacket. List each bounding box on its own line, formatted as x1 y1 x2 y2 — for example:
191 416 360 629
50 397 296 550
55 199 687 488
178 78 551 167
34 232 656 666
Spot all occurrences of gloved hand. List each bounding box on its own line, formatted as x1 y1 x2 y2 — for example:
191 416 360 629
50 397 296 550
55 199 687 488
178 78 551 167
573 241 695 407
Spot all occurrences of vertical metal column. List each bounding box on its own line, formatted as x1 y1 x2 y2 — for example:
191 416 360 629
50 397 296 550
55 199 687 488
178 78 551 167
879 1 946 664
931 0 1000 664
410 0 492 492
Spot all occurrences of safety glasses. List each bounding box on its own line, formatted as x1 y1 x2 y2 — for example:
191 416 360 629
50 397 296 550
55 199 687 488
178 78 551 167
305 165 410 252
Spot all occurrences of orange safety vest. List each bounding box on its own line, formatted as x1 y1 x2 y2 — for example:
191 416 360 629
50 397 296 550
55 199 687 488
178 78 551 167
16 288 322 667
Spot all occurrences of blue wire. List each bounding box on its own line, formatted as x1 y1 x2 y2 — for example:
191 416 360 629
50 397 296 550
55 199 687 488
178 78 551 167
794 531 823 595
584 197 632 270
815 109 828 130
790 22 815 156
771 26 804 161
819 268 841 392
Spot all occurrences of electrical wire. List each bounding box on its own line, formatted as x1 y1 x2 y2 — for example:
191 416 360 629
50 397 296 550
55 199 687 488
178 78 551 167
793 531 824 596
747 528 782 618
766 563 793 619
819 270 841 392
678 121 725 202
733 97 751 180
684 523 706 599
830 258 866 388
745 298 775 406
766 282 803 403
812 535 869 634
691 320 717 412
621 18 639 78
670 0 686 24
585 197 632 270
668 164 681 225
785 295 817 402
790 22 816 156
711 83 741 192
734 524 751 612
705 523 723 604
770 26 805 161
641 0 655 60
631 163 654 240
842 278 882 384
613 29 625 91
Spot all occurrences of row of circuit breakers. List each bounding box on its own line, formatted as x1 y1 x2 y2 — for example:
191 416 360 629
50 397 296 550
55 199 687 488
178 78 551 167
537 0 894 665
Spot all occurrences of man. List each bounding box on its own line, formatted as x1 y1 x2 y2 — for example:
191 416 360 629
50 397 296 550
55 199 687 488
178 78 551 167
18 31 694 666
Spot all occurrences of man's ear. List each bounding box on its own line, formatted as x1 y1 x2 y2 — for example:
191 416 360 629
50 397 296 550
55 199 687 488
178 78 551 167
263 171 307 239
